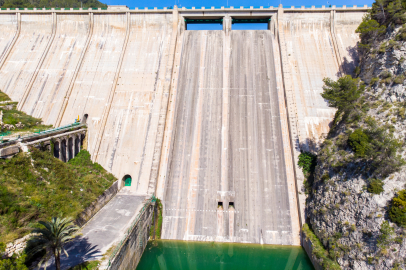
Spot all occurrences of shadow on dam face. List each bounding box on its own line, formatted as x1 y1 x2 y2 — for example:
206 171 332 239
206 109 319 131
162 30 300 245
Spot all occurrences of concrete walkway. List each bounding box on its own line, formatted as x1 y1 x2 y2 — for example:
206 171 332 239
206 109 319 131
44 188 147 270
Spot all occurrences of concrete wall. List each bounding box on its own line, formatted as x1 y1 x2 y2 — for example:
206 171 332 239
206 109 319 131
0 13 18 63
108 200 154 270
0 13 54 101
95 13 173 194
334 11 365 75
59 13 127 156
20 13 91 124
0 7 366 246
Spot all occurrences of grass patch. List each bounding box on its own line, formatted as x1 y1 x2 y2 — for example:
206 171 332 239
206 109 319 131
156 199 163 239
67 260 100 270
0 92 11 102
367 178 384 194
0 149 116 245
149 198 163 240
0 91 51 136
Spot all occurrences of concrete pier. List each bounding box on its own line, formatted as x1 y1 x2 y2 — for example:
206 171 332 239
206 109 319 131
0 5 367 245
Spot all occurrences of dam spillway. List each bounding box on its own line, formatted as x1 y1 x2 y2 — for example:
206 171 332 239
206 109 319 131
0 5 367 245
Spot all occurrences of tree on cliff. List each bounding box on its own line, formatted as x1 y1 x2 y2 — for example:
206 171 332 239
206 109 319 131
26 217 79 270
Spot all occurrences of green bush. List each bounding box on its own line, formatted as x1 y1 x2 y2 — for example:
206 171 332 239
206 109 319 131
0 253 28 270
298 151 317 175
348 129 370 157
395 25 406 41
322 76 361 114
367 178 384 194
389 190 406 226
377 221 394 247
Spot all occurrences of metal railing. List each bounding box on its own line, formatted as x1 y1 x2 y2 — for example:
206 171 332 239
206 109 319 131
0 122 84 146
107 196 156 269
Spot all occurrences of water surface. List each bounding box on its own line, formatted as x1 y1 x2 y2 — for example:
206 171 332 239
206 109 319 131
137 240 314 270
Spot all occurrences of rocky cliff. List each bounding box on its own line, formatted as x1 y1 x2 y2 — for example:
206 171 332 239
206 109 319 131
305 3 406 269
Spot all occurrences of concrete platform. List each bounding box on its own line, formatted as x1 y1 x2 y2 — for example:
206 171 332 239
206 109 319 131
50 189 146 270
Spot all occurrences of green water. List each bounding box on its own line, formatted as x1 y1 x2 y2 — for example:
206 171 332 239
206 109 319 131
136 240 314 270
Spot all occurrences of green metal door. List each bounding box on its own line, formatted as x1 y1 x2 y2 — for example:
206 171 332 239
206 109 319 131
124 175 132 186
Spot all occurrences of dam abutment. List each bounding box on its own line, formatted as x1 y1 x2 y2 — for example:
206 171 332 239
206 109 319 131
0 6 367 248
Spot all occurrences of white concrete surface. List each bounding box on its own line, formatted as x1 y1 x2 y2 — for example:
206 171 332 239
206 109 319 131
95 13 174 195
0 13 18 64
0 13 53 101
59 13 127 156
20 14 91 124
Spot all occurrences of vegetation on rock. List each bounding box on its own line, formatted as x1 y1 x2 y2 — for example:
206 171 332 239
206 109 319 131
305 0 406 268
302 224 341 270
149 198 163 240
389 190 406 226
0 148 116 244
348 129 369 157
367 178 384 194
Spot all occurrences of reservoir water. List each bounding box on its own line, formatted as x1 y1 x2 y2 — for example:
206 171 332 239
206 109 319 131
136 240 314 270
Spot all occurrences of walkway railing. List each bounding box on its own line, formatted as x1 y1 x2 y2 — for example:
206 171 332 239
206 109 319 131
0 122 84 146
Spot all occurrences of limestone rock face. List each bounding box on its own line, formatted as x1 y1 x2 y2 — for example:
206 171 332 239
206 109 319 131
306 27 406 269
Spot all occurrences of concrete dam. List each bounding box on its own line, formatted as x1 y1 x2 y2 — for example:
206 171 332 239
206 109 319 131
0 5 366 246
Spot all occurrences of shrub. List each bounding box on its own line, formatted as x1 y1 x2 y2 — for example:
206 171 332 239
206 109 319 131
348 129 370 157
298 151 317 175
377 221 394 247
0 253 28 270
356 17 386 51
380 70 392 79
393 74 405 84
370 77 380 85
322 75 361 114
389 190 406 226
367 178 384 194
395 25 406 41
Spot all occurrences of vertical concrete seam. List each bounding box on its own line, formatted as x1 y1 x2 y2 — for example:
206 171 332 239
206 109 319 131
147 11 179 196
18 12 57 111
155 7 183 201
55 12 94 127
0 12 20 70
330 10 344 76
276 6 304 233
93 12 131 162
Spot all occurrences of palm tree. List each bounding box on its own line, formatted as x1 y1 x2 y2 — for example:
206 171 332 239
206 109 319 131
26 217 80 270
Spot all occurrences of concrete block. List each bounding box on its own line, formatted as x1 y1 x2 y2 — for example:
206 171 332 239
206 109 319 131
0 146 19 158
